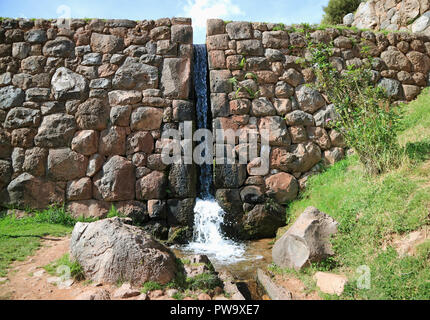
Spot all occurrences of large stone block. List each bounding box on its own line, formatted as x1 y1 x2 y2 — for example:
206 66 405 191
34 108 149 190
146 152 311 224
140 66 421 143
34 113 77 148
91 33 124 54
112 62 158 90
4 107 41 129
47 148 88 181
265 172 299 203
43 37 75 57
98 126 126 156
160 58 191 99
214 164 247 188
136 171 166 200
168 164 196 199
93 155 135 201
167 198 195 227
76 98 109 130
272 207 338 270
51 67 89 101
130 107 163 131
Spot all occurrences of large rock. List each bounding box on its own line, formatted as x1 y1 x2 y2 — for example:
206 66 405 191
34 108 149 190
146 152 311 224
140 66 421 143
47 148 88 181
381 48 411 71
0 160 12 190
258 116 291 147
67 200 110 219
272 207 338 270
0 86 25 111
98 126 126 156
226 22 252 40
0 130 12 159
4 107 41 129
34 113 77 148
90 33 124 54
160 58 191 99
167 198 195 227
113 62 158 90
130 107 163 131
378 78 404 100
7 173 65 209
71 130 98 156
295 85 325 114
76 98 109 130
43 37 75 57
214 164 247 188
93 155 135 201
352 1 378 29
70 217 177 285
168 164 196 199
51 67 89 101
136 171 166 200
22 147 48 176
242 202 286 239
265 173 298 203
257 269 292 300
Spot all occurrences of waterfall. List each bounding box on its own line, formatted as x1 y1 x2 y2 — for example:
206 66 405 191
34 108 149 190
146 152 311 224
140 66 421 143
185 45 245 262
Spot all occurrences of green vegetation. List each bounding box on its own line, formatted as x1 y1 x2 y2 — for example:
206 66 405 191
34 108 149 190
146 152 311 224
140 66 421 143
0 206 93 277
274 89 430 299
43 253 85 281
141 281 163 293
307 41 404 175
321 0 362 25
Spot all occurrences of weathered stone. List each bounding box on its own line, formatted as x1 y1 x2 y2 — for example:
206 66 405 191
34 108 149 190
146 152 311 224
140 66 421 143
257 269 292 300
307 127 331 150
71 130 98 156
76 98 109 130
86 154 103 177
113 62 158 90
47 148 88 181
108 90 141 106
24 29 47 44
242 202 286 239
21 56 46 74
282 69 304 87
99 126 126 156
173 100 194 121
43 37 75 57
236 40 264 56
207 19 225 36
0 86 25 111
258 116 291 147
407 51 430 73
93 155 135 201
275 81 294 98
214 164 247 188
75 289 111 301
352 1 378 29
209 70 232 93
378 78 404 100
313 104 338 128
171 25 193 44
285 110 314 126
329 130 346 148
273 99 292 116
0 160 12 190
289 126 308 144
314 272 348 296
34 113 76 148
131 107 163 131
7 173 64 209
161 58 191 99
229 99 250 115
403 84 421 101
12 42 31 59
90 33 124 54
70 217 177 285
110 105 131 126
89 78 111 90
22 147 48 177
41 101 65 116
126 131 154 155
295 85 325 114
323 147 345 165
272 207 338 270
4 107 41 129
67 200 109 219
206 34 229 50
167 198 195 227
240 185 264 204
66 177 92 201
265 173 298 203
168 164 196 199
381 48 412 71
25 87 50 102
136 171 166 200
148 200 167 220
226 22 252 40
51 67 89 101
208 50 226 70
251 98 276 117
262 31 289 49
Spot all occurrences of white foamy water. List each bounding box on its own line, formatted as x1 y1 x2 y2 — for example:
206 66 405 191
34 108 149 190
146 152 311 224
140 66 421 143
184 198 246 263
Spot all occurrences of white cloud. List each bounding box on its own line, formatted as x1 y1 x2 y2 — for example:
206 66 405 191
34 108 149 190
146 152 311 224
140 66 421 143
183 0 244 28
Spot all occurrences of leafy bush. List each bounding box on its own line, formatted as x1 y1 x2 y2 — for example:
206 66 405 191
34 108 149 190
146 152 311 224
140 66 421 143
307 42 404 174
322 0 362 25
141 281 163 293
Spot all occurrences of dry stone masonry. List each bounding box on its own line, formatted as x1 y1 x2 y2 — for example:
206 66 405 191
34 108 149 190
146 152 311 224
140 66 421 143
207 19 430 239
0 17 196 240
1 16 430 241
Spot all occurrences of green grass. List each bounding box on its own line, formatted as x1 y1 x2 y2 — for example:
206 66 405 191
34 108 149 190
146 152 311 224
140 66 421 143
43 253 85 281
0 206 93 277
274 89 430 300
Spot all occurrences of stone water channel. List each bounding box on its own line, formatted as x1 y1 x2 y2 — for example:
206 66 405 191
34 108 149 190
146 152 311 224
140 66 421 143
172 44 270 300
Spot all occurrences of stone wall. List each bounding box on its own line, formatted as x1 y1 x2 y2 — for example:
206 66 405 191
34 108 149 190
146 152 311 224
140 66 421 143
348 0 430 34
207 19 430 239
0 17 197 241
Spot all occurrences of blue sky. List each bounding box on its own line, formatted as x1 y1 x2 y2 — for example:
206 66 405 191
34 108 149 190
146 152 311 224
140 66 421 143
0 0 329 43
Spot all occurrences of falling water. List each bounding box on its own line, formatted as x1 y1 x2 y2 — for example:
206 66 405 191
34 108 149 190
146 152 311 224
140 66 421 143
185 45 245 263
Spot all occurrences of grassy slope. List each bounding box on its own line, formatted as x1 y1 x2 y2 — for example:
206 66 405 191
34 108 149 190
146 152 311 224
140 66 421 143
0 207 89 277
274 88 430 300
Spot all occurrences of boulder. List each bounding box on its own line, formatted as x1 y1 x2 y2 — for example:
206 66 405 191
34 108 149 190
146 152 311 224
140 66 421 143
167 198 195 227
314 272 347 296
90 33 124 54
352 1 378 29
93 155 135 201
161 58 191 99
34 113 77 148
295 85 325 114
66 177 92 201
113 62 158 90
70 217 177 285
76 98 109 130
168 164 197 199
43 37 75 57
131 107 163 131
214 164 247 188
71 130 98 156
378 78 404 100
51 67 89 101
7 173 65 209
22 147 48 176
47 148 88 181
4 107 41 129
265 173 299 203
0 160 12 190
242 202 286 239
272 207 338 270
257 269 292 300
98 126 127 156
136 171 166 200
226 22 252 40
258 116 291 147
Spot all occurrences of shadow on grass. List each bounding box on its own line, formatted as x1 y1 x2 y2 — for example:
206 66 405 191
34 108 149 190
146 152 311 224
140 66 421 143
405 140 430 162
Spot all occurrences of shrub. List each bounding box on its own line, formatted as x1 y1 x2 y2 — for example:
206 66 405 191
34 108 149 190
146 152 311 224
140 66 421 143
307 42 403 174
322 0 362 25
44 253 85 281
